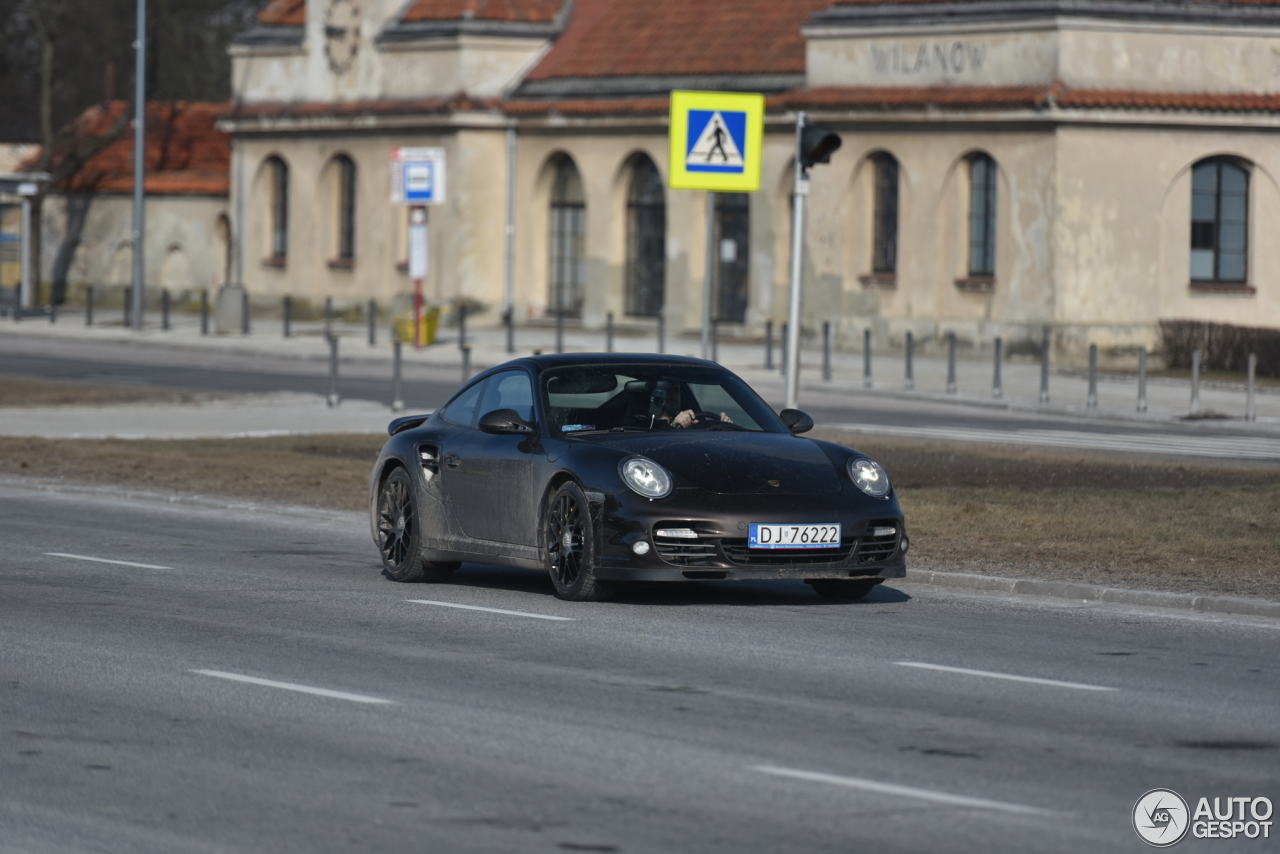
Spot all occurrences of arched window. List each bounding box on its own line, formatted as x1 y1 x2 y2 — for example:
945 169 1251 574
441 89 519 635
714 192 750 323
871 153 899 274
1191 158 1248 283
967 153 997 277
625 156 665 317
335 154 357 263
549 157 585 316
267 156 288 261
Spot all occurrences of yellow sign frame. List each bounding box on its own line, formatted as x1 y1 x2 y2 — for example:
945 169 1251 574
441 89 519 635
668 90 765 192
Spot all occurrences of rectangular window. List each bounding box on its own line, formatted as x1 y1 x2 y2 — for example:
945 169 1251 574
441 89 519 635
338 157 356 261
1190 160 1248 283
968 155 997 277
872 155 898 274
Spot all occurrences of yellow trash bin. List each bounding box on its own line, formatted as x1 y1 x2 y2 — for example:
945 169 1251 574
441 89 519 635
393 305 441 345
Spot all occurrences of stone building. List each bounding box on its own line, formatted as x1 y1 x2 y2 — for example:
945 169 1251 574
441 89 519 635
222 0 1280 353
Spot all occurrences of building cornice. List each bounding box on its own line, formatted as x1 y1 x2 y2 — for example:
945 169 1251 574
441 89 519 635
807 0 1280 30
514 74 805 100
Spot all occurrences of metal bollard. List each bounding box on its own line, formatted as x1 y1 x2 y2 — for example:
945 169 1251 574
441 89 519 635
821 322 831 382
283 296 292 338
123 286 130 327
1137 346 1148 413
1190 348 1201 414
368 299 376 347
241 289 250 334
780 323 788 377
904 330 914 391
1246 353 1257 422
555 308 563 354
992 337 1003 399
324 297 333 339
657 313 665 354
391 340 405 412
765 320 773 370
711 318 719 363
49 299 56 324
200 289 209 335
162 289 170 331
326 334 340 407
461 343 472 383
1087 343 1098 409
505 306 514 354
86 286 94 326
459 303 469 350
606 311 614 353
946 332 957 395
863 328 872 389
1039 336 1051 404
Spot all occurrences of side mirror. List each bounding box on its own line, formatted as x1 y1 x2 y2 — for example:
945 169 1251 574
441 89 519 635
779 408 814 435
478 408 534 435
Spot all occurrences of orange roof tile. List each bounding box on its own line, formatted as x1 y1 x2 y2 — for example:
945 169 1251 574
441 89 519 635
258 0 304 25
42 101 231 195
524 0 830 81
402 0 563 22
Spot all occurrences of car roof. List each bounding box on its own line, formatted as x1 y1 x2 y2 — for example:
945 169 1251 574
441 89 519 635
496 353 722 372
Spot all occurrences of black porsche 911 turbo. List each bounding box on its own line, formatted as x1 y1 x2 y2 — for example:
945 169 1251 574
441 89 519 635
369 353 907 601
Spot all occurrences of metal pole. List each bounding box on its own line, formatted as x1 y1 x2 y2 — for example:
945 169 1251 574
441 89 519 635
1086 343 1098 409
461 344 471 383
946 332 957 394
904 331 914 391
458 303 467 351
326 334 340 407
86 286 94 326
781 322 788 377
391 340 405 412
161 288 169 331
11 285 18 322
863 328 872 389
606 311 614 353
1190 348 1201 415
702 191 715 360
283 296 291 338
367 299 376 346
992 337 1003 399
784 111 807 412
711 318 719 363
821 321 831 382
19 197 31 309
123 286 130 327
1246 353 1257 422
240 288 249 334
200 288 208 334
130 0 146 330
1039 336 1050 404
765 320 773 370
1137 346 1148 413
657 312 665 354
504 126 516 354
555 308 563 354
49 298 56 324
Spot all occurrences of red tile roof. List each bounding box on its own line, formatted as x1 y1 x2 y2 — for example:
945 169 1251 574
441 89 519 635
402 0 563 22
38 101 231 195
524 0 831 80
258 0 304 25
830 0 1280 4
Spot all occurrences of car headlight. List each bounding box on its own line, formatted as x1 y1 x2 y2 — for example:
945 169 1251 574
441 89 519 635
847 457 890 498
620 457 673 499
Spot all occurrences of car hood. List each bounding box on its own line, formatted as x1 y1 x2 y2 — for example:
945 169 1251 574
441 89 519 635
577 431 842 495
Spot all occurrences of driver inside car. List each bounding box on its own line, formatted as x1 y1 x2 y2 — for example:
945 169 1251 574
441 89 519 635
654 384 733 428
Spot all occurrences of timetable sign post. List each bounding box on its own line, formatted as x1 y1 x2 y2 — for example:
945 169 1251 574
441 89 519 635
390 147 446 205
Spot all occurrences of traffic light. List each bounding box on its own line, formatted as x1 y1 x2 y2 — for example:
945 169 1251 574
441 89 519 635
799 119 842 168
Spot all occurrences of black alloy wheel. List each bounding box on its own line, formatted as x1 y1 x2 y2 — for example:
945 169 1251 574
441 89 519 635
807 578 881 602
377 467 457 582
544 482 611 601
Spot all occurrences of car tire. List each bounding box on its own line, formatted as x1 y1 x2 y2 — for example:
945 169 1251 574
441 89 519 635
544 481 612 602
377 468 457 583
807 578 880 601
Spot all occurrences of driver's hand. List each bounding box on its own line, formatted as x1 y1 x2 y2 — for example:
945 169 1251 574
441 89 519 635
719 412 733 423
672 409 694 428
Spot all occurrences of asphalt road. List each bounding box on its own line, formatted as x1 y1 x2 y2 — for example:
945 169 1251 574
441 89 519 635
3 484 1278 852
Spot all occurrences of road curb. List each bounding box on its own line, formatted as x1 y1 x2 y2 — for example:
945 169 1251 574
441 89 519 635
905 569 1280 619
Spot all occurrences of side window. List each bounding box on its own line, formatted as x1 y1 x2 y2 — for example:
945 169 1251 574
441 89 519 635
479 370 534 423
439 378 487 427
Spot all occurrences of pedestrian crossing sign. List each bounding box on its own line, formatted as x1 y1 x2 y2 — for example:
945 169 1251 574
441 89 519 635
669 90 764 192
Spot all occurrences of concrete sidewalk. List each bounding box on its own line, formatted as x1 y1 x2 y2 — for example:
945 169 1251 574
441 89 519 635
3 304 1278 433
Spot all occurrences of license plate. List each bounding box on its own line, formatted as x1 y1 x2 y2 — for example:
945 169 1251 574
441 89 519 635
748 523 842 549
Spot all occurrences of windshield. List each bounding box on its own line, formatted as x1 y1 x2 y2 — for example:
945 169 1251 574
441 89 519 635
541 364 784 435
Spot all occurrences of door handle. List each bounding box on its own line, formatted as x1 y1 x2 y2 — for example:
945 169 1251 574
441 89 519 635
444 453 461 468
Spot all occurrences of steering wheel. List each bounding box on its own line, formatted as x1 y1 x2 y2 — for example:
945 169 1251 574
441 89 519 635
691 411 722 425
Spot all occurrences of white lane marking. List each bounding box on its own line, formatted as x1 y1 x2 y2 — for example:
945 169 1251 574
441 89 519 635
828 424 1280 460
191 670 394 705
895 661 1117 692
406 599 575 621
45 552 175 570
752 765 1047 815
